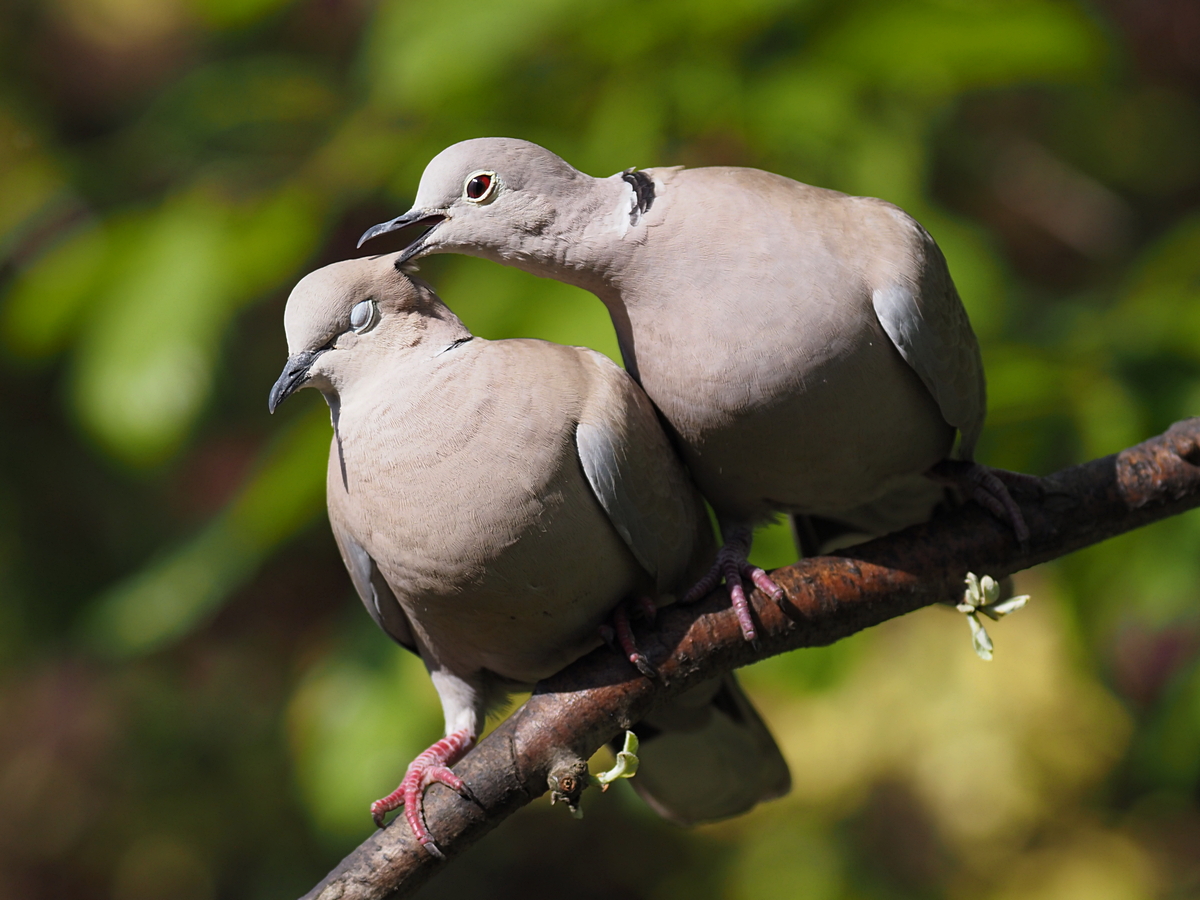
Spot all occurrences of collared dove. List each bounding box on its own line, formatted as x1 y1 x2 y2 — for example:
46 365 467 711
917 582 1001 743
268 255 790 855
360 138 1032 642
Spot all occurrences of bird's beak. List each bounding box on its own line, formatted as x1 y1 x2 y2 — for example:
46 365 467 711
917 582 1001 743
357 209 447 265
268 348 326 413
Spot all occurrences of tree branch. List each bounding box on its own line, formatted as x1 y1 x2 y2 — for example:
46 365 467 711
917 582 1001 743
301 417 1200 900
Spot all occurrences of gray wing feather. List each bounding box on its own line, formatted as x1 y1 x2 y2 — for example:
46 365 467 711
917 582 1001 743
871 236 986 459
574 348 710 593
336 529 417 653
576 420 661 580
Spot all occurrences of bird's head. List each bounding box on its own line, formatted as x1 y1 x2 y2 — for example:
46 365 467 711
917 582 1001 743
268 254 462 413
357 137 590 268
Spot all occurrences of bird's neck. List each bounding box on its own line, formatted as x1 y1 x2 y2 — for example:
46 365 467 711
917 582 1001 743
563 174 660 382
484 173 638 294
418 306 474 351
376 304 474 360
485 174 650 375
338 312 475 413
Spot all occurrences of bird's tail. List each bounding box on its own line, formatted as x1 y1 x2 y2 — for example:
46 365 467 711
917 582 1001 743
621 673 790 826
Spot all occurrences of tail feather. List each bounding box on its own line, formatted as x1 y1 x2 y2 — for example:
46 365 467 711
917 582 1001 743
620 674 790 826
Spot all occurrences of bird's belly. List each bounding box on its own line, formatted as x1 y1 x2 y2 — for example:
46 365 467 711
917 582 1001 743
650 336 955 524
371 479 642 686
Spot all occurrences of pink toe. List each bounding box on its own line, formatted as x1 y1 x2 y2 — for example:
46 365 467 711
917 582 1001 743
370 728 476 850
684 527 766 642
611 602 657 678
727 579 757 642
683 567 721 604
420 765 466 793
746 566 784 602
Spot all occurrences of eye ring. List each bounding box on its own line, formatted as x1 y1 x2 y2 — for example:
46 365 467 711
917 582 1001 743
349 298 379 334
463 170 497 203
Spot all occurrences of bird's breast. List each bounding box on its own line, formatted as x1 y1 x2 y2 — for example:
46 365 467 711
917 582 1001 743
328 365 645 685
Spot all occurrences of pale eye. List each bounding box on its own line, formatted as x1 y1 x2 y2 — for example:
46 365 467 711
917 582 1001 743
464 171 496 203
350 299 379 333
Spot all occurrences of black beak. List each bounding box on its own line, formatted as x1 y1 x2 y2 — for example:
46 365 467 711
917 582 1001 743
268 348 325 413
357 209 447 265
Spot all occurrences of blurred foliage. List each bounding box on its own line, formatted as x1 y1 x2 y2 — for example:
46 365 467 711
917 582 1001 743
1 0 1199 897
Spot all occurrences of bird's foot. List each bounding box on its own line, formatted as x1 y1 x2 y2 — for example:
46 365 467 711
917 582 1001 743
370 728 477 858
599 598 659 678
682 526 783 644
927 460 1038 547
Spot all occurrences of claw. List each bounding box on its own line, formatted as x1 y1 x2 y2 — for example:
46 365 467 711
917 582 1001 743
613 603 657 678
991 468 1045 495
928 460 1032 547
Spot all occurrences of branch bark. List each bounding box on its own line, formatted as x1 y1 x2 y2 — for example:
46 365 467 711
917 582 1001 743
301 417 1200 900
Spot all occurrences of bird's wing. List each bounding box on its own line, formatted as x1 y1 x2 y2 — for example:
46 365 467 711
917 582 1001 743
870 211 986 459
330 520 417 654
574 349 711 593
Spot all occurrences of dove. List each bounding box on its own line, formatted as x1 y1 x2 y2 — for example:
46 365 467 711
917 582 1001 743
268 254 789 855
359 138 1032 642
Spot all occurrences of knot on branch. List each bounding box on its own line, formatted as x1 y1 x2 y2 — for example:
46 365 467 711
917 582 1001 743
547 753 591 817
1169 418 1200 467
1118 417 1200 506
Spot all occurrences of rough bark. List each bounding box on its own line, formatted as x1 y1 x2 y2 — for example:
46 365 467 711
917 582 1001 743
301 417 1200 900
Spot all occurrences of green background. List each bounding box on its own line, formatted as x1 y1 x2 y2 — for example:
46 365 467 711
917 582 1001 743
2 0 1199 897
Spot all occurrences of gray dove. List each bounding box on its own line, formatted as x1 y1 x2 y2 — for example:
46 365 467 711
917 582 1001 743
360 138 1032 642
268 254 790 855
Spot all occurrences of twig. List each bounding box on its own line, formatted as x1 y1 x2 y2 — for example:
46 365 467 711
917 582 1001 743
301 417 1200 900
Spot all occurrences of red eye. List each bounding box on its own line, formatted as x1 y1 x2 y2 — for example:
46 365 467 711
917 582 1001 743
465 173 492 200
